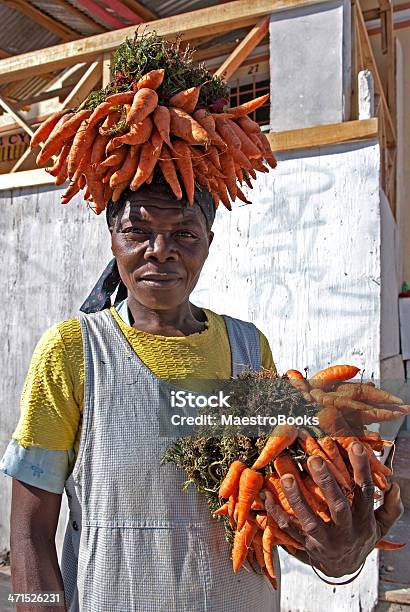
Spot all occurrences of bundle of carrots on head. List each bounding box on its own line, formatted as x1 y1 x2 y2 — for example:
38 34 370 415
163 363 410 590
30 31 276 214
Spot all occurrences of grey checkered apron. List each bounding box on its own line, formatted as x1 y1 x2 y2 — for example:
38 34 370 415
61 309 280 611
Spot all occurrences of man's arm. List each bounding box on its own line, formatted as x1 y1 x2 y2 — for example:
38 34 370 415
10 479 66 612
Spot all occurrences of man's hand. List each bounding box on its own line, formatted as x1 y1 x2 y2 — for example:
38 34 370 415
263 441 404 577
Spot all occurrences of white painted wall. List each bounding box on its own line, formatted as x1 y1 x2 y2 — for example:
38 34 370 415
192 139 381 611
269 0 351 130
380 189 400 360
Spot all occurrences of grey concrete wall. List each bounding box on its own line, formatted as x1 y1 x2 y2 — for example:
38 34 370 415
269 0 351 130
0 185 112 560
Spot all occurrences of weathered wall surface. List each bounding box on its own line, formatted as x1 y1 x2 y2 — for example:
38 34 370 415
192 139 381 612
269 0 351 130
0 186 112 559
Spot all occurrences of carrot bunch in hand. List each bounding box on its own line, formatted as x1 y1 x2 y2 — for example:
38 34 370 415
211 363 408 587
31 33 276 215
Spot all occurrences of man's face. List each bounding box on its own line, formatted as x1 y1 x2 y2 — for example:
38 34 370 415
110 185 213 311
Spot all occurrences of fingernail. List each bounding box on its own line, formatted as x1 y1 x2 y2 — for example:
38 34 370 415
308 456 323 471
352 442 364 455
281 475 295 489
259 489 266 501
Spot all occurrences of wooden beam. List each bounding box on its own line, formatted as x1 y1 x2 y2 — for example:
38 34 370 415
0 0 325 84
120 0 158 21
11 62 102 173
0 96 34 138
99 0 144 24
102 54 111 87
0 0 80 41
355 1 396 146
53 0 106 33
215 17 269 80
267 119 379 152
75 0 126 29
62 61 102 109
0 168 54 190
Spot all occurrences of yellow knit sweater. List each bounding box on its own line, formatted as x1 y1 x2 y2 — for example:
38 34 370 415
13 307 276 454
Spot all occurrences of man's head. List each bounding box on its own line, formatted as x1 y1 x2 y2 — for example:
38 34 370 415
108 182 215 311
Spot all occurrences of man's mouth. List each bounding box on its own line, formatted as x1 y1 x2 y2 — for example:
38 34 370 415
138 273 181 287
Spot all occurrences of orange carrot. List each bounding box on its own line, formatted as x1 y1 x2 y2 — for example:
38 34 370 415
100 146 128 169
104 91 135 105
265 473 295 516
193 109 226 149
99 110 122 135
61 180 80 205
219 151 237 201
71 147 92 184
262 524 278 579
311 365 360 382
255 131 278 169
46 141 72 177
169 108 210 146
236 469 264 531
215 178 232 210
31 110 69 149
158 144 183 200
286 370 312 401
91 134 110 169
274 454 329 520
108 116 154 151
286 369 304 380
237 115 261 135
133 69 165 92
232 518 259 573
376 539 406 550
231 147 253 171
130 140 161 191
110 148 139 187
153 106 171 147
169 86 201 114
228 94 270 118
206 145 221 169
111 180 128 204
236 187 251 204
67 121 98 179
317 436 353 490
372 471 389 490
127 88 158 126
334 382 403 405
251 493 265 511
253 531 265 569
227 119 261 158
252 424 298 470
335 436 392 476
219 460 247 498
172 139 195 205
228 495 237 529
36 112 77 165
263 567 278 590
213 501 229 516
216 121 241 149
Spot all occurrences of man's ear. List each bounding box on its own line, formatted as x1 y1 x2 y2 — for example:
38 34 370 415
208 230 214 247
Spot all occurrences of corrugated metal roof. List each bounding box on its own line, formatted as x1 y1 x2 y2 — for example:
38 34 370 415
0 4 59 55
30 0 101 36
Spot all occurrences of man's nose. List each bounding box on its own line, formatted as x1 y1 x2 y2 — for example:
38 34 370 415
145 233 177 261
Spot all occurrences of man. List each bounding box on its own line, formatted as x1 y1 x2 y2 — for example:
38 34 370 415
1 182 403 611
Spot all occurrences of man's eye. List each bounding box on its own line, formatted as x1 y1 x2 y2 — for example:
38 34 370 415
123 227 148 235
176 231 196 238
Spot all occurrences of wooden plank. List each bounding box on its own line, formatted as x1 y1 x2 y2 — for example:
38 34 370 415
215 17 269 80
0 96 34 138
0 168 54 190
11 62 102 172
0 0 80 41
267 119 379 152
355 1 396 146
102 54 111 87
62 60 102 109
99 0 144 24
53 0 106 33
0 0 326 84
75 0 127 29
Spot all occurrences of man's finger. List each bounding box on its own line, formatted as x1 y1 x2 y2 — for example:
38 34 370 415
262 488 306 545
307 455 352 528
280 474 324 537
374 482 404 537
348 442 375 513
